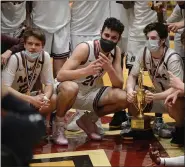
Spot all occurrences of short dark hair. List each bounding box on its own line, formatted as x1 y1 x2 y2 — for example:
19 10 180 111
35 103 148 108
102 17 124 38
23 28 46 46
143 22 168 39
181 29 185 46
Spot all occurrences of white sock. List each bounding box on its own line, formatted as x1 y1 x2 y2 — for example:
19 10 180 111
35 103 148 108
160 156 184 166
55 115 65 122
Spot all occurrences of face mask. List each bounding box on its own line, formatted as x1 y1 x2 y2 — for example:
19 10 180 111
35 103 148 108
100 38 117 53
178 3 185 9
25 50 41 60
146 39 160 52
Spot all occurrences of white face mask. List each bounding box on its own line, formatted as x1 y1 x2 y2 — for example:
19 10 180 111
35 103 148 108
146 39 160 52
25 50 41 60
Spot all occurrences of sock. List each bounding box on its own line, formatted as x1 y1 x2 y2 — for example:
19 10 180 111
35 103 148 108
160 156 184 166
55 115 65 122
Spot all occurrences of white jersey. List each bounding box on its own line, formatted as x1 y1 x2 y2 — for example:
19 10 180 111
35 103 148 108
74 40 115 93
71 1 110 36
1 2 26 34
2 51 54 94
129 1 157 41
32 1 70 33
131 47 184 93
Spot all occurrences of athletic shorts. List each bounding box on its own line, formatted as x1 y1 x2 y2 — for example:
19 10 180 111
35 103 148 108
126 40 146 67
72 86 110 112
117 36 128 54
2 25 24 38
35 23 71 59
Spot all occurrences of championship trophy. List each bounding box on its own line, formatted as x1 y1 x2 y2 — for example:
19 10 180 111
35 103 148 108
122 63 153 140
131 63 151 131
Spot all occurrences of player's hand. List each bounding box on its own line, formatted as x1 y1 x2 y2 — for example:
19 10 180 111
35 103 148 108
29 94 45 109
145 90 154 103
168 71 184 91
98 52 113 72
149 144 161 165
1 50 12 65
164 90 180 107
85 59 103 76
127 90 137 103
39 98 51 114
166 22 183 33
151 1 166 13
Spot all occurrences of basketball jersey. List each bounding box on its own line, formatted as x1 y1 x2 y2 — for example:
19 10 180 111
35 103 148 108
74 40 115 93
1 2 26 34
129 1 157 41
32 1 70 33
131 47 184 93
2 51 53 94
71 1 110 36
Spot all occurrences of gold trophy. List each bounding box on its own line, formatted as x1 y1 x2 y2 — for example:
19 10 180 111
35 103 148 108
131 63 151 131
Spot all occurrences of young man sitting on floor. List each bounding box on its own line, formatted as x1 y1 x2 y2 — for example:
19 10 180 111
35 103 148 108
2 28 54 115
125 22 184 147
51 17 129 145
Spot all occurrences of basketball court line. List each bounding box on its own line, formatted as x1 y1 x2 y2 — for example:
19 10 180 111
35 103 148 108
32 149 111 167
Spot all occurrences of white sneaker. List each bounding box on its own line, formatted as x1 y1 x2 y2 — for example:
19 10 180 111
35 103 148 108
96 118 104 135
66 110 104 135
66 110 84 131
52 120 68 145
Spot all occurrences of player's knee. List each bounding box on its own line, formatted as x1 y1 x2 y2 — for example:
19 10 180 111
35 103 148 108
113 89 128 108
58 81 79 96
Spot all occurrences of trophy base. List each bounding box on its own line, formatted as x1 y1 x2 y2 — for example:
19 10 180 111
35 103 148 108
121 115 153 140
131 115 151 131
121 128 154 140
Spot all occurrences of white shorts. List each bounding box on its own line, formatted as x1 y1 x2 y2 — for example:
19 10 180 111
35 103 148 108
126 40 146 67
36 23 71 59
117 36 128 54
71 34 100 51
73 86 110 112
2 25 24 38
54 81 109 112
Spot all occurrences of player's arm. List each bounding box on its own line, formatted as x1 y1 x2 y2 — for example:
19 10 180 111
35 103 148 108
153 87 176 100
2 55 33 103
154 54 184 100
107 46 123 89
126 74 137 92
57 43 102 82
126 50 141 93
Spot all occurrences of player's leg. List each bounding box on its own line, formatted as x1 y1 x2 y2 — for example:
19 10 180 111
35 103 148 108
95 87 128 116
52 23 70 78
52 81 79 145
66 35 104 133
168 97 185 147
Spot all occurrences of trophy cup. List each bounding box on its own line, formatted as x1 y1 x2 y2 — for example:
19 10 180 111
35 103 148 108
131 62 151 131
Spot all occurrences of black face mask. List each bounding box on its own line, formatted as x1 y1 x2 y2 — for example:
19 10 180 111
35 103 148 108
100 38 117 53
178 3 185 9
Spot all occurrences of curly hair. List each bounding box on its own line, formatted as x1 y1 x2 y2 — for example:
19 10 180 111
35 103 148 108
102 17 124 38
143 22 168 39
